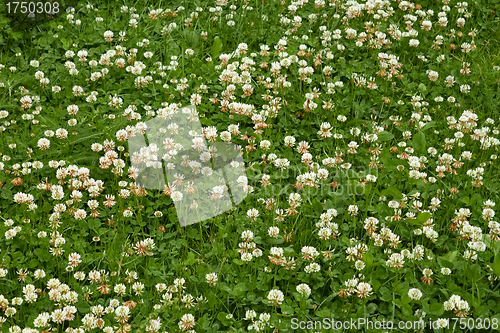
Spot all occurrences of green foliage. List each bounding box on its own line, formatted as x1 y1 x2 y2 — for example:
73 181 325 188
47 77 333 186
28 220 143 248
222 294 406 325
0 0 500 331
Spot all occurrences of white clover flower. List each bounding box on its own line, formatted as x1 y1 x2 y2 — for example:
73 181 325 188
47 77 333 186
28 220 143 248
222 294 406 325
441 267 452 275
171 191 183 202
409 39 420 47
205 273 218 285
267 289 284 305
296 283 311 297
220 131 231 142
247 208 259 221
241 252 253 261
244 310 257 320
274 158 290 170
304 262 321 273
355 260 365 270
284 136 296 147
260 140 271 150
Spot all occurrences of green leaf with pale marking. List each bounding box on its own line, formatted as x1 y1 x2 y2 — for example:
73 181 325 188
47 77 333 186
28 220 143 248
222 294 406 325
211 36 223 59
413 131 426 152
377 131 394 141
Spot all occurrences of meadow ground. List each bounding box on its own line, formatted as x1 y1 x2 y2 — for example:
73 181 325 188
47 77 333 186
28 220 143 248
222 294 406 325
1 0 500 331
